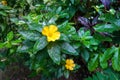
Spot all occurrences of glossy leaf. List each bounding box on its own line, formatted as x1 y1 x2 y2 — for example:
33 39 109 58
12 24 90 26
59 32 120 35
112 48 120 71
99 13 116 23
17 40 34 53
47 43 61 65
11 39 22 45
0 11 7 16
64 70 69 79
85 68 119 80
93 32 112 41
114 19 120 27
70 0 74 4
7 31 14 41
81 49 89 62
19 30 41 41
95 24 120 33
0 43 4 49
33 36 48 53
59 33 69 42
60 42 78 55
100 46 115 69
17 45 31 53
28 23 42 32
88 54 99 71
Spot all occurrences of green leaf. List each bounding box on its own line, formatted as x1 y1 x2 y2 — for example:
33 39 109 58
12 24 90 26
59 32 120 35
28 23 42 32
78 28 91 38
64 70 69 79
5 41 12 48
56 6 62 14
93 32 112 42
59 33 69 42
17 45 30 53
82 40 90 48
7 31 14 41
96 72 107 80
60 42 78 55
33 36 48 53
100 47 115 69
19 30 41 41
0 43 4 48
85 77 92 80
86 72 108 80
95 24 120 33
85 68 119 80
48 16 58 24
58 22 76 35
26 0 32 4
0 5 11 9
100 61 108 69
59 13 69 18
106 69 120 80
17 40 34 53
92 74 98 80
70 0 74 4
67 27 76 36
88 54 99 71
112 48 120 71
11 39 22 45
10 18 19 24
69 6 76 18
112 31 120 44
113 19 120 27
47 43 61 65
0 11 7 16
70 34 81 41
78 29 97 44
0 62 6 70
71 41 81 49
99 13 116 23
81 49 89 62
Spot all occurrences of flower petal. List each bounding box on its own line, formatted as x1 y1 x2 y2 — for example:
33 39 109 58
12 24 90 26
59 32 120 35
71 64 75 67
49 25 58 33
65 59 75 70
69 67 73 70
52 31 60 40
42 26 49 36
42 25 60 42
47 32 60 42
47 36 56 42
69 59 74 64
66 59 74 64
65 65 69 69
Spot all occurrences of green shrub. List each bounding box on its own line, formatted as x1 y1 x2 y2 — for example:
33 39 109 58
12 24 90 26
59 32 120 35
0 0 120 79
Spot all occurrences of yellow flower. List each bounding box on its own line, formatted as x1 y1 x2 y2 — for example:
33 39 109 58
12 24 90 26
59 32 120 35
42 25 60 42
65 59 75 70
1 0 7 5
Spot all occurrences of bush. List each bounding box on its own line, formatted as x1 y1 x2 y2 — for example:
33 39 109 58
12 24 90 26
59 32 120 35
0 0 120 79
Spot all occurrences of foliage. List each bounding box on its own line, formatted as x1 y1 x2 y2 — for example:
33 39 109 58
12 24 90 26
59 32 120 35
85 68 120 80
0 0 120 79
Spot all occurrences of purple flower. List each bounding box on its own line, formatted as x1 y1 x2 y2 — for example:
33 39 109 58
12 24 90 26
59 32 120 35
100 0 111 10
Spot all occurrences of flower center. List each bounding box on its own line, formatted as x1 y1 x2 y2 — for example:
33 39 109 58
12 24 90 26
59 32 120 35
48 32 53 37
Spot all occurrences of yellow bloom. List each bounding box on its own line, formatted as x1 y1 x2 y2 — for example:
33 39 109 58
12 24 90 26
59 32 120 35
1 0 7 5
42 25 60 42
65 59 75 70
